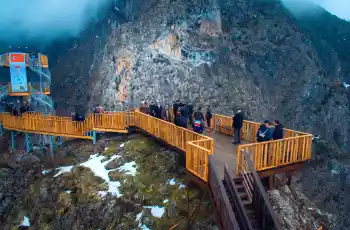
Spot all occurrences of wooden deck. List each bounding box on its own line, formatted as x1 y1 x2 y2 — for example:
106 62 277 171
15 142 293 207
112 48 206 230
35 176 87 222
204 131 250 179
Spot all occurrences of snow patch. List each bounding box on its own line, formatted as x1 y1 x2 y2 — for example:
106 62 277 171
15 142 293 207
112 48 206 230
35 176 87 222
168 178 176 185
53 166 73 177
19 216 30 227
179 184 185 189
50 154 124 197
42 169 52 175
144 206 165 218
117 161 137 176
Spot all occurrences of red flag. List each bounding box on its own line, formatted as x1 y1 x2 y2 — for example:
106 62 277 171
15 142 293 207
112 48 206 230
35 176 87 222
10 53 25 63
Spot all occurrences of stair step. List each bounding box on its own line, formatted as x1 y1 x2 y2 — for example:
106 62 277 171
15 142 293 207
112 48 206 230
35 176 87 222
242 200 252 205
250 218 260 228
233 177 243 184
238 192 249 199
236 184 246 192
245 209 256 217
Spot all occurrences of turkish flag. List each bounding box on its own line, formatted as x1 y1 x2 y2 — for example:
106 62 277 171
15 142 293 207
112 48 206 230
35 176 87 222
10 53 25 63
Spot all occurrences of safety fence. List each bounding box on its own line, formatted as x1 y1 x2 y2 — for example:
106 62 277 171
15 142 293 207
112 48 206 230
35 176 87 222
212 114 313 175
0 110 214 181
237 149 281 229
133 111 214 181
8 82 50 96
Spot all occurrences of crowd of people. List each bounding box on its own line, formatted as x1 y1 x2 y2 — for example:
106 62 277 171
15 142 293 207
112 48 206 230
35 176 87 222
139 99 212 134
139 100 285 142
231 109 284 144
4 101 32 116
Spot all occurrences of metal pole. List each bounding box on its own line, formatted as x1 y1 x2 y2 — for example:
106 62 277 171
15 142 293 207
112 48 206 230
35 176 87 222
25 133 30 152
11 131 15 152
49 136 54 157
93 131 96 145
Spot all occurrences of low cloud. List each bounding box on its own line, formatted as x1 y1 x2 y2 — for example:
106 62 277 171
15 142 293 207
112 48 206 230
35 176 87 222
281 0 350 20
0 0 113 44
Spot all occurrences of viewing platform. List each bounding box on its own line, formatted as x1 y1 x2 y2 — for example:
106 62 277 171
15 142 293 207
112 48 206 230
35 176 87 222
0 110 312 230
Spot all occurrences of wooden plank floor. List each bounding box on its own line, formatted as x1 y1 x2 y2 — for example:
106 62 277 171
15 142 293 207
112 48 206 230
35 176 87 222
204 130 250 179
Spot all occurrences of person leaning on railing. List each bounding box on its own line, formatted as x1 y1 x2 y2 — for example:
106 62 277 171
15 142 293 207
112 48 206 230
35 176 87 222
256 120 273 142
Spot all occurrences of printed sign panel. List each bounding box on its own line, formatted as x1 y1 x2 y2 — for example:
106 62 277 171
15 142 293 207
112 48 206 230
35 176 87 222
9 53 28 92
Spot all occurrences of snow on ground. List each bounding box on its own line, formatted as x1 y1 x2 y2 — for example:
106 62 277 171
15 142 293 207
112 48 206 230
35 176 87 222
44 153 137 198
19 216 30 227
168 178 176 185
144 206 165 218
117 161 137 176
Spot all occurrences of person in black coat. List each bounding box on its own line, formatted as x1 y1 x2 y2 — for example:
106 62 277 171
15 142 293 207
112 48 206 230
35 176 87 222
206 105 213 130
153 100 165 119
232 109 243 144
272 120 284 140
187 103 194 124
173 100 181 123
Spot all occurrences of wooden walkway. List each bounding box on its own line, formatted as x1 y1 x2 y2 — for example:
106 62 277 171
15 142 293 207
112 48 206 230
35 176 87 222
204 131 242 178
0 111 312 182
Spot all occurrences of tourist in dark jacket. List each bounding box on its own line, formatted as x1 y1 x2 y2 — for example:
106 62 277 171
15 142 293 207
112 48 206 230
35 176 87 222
256 120 273 142
272 120 284 140
206 106 213 130
193 107 204 122
149 102 157 117
175 112 188 128
192 119 204 134
232 109 243 144
153 100 165 119
173 100 181 123
139 101 150 114
187 103 194 124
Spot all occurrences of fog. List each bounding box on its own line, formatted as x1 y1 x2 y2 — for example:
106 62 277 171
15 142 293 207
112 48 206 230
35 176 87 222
0 0 113 44
281 0 350 20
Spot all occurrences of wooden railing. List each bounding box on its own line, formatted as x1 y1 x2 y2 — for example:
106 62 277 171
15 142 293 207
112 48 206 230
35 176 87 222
208 155 240 230
237 135 312 174
8 82 50 96
0 110 214 181
238 149 281 230
223 166 254 230
212 114 312 174
133 111 214 181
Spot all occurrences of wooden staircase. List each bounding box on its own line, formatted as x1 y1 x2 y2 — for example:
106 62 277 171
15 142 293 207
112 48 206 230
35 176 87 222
233 177 261 230
221 150 282 230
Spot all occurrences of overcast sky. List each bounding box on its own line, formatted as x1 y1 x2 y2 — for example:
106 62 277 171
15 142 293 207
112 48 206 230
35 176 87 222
0 0 112 43
0 0 348 45
282 0 350 20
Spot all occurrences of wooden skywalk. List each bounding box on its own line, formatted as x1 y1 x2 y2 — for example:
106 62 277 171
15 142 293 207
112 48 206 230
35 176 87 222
0 110 312 182
0 110 312 229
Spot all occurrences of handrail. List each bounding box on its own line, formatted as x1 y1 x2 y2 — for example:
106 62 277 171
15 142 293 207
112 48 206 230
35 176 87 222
236 134 312 174
239 149 282 230
208 155 240 230
211 113 312 174
223 165 254 230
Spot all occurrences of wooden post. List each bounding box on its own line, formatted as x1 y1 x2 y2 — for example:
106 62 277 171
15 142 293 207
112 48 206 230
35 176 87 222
269 175 275 190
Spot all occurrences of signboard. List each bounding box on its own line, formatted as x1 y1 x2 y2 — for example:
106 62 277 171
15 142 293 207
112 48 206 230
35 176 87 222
9 53 28 92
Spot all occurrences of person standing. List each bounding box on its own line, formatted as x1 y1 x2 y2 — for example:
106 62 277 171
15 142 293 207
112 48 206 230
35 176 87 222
154 100 165 119
206 105 213 131
193 107 204 122
256 120 273 142
139 101 150 114
187 103 194 124
272 120 284 140
232 109 244 144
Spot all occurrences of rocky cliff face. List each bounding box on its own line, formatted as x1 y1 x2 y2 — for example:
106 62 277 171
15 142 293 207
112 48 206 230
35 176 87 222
45 0 350 228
